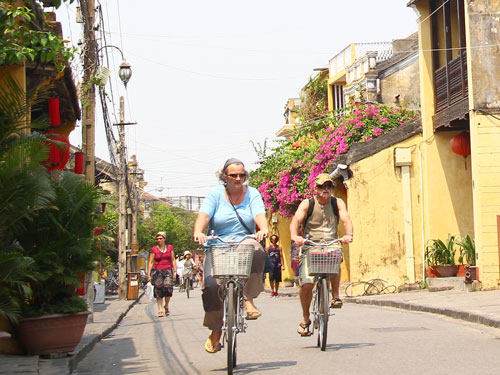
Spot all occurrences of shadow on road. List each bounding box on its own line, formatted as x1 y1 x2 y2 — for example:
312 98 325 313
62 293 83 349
213 360 297 374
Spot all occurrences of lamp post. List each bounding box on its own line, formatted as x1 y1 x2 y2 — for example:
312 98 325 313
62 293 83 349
97 45 132 88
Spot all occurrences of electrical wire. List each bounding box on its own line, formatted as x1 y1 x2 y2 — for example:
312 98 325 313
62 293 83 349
343 279 397 297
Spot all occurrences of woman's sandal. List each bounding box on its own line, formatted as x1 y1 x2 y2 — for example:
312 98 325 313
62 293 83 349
297 321 312 336
158 311 164 317
245 310 262 320
204 338 221 353
164 306 170 316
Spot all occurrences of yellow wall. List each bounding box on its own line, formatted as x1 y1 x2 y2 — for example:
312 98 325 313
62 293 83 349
414 0 500 288
345 135 424 289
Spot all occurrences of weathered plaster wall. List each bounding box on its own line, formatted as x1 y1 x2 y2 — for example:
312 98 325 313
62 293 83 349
467 0 500 288
379 59 421 109
468 0 500 109
345 134 424 288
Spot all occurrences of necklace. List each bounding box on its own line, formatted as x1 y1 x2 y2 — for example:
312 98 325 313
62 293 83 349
158 245 166 253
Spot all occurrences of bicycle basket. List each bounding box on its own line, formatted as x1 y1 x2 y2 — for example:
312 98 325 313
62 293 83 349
209 243 254 278
306 245 343 276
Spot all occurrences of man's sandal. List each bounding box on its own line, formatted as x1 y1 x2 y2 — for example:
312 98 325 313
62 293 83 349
331 298 343 309
245 310 262 320
204 338 221 353
297 321 312 336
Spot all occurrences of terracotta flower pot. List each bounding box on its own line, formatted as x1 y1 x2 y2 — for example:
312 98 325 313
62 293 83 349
427 266 440 278
435 265 459 277
17 311 90 355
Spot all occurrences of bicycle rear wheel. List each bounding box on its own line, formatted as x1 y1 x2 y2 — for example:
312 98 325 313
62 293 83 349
186 278 190 298
317 277 330 351
226 282 237 375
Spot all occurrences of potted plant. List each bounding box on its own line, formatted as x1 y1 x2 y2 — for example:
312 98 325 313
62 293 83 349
456 235 478 281
0 75 103 355
425 234 459 277
15 171 104 355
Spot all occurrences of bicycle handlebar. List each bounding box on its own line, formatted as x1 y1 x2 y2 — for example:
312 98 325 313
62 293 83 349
304 238 341 247
204 234 256 245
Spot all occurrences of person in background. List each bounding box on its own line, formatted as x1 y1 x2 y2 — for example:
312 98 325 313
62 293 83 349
147 231 176 317
267 234 284 297
176 255 184 286
193 158 268 354
182 250 196 290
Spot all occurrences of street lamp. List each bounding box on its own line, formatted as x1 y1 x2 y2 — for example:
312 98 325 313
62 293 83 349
97 45 132 88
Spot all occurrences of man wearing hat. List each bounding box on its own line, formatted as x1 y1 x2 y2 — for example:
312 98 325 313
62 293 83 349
290 173 353 336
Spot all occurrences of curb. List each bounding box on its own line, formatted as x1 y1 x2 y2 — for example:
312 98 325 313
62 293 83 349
67 292 144 374
344 297 500 330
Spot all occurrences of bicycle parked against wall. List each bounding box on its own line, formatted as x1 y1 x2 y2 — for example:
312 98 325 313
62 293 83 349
304 237 343 351
205 234 255 375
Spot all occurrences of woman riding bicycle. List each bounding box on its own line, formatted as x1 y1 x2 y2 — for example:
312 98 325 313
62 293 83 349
193 158 268 354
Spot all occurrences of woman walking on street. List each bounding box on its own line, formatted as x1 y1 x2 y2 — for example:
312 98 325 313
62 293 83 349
267 234 284 297
147 231 176 317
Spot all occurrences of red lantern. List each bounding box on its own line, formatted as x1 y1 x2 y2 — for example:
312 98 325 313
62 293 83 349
450 131 471 169
48 98 61 127
74 152 84 174
75 273 85 295
43 130 70 171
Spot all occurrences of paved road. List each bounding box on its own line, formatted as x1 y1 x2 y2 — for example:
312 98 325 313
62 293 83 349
74 287 500 375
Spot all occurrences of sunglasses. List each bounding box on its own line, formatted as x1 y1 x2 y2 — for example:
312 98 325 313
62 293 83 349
316 183 333 190
227 173 246 179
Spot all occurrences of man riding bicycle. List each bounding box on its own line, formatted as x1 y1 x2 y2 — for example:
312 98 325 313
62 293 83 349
290 173 353 336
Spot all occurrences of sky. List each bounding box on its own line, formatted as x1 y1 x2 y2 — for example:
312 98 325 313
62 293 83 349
56 0 419 198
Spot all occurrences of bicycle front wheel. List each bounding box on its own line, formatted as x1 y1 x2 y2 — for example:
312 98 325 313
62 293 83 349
317 277 330 351
185 278 190 298
226 282 237 375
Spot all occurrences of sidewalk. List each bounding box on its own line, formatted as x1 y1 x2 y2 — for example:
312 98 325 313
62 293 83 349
0 293 141 375
267 284 500 329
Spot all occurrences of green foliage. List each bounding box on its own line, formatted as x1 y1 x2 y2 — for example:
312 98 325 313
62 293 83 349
456 234 475 266
17 172 104 317
138 202 198 256
298 75 329 123
0 252 36 323
425 234 457 266
0 1 76 70
0 75 55 323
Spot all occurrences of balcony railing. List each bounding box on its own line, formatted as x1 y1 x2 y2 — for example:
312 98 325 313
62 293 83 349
434 50 468 113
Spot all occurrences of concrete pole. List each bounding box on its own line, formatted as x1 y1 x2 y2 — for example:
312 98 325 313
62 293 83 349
118 96 128 300
80 0 96 322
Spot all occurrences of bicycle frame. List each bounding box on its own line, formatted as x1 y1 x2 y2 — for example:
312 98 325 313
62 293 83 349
304 238 342 351
205 234 255 375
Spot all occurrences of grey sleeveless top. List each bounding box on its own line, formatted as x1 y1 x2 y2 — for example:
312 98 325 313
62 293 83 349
303 196 338 241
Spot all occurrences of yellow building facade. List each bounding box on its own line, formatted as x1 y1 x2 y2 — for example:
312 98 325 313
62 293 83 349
409 0 500 288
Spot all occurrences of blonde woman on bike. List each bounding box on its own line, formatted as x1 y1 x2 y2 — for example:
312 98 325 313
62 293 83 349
290 173 353 336
193 158 268 353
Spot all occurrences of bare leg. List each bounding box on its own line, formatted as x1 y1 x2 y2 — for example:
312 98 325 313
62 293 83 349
164 296 171 314
156 297 163 315
329 269 341 299
299 283 313 324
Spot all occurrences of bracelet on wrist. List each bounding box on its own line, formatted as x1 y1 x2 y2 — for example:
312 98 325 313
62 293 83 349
347 232 353 236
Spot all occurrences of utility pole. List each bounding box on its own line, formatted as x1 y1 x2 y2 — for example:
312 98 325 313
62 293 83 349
80 0 96 322
80 0 96 183
118 96 128 300
128 155 139 273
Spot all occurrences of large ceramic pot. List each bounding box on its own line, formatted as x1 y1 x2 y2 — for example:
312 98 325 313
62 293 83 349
435 265 459 277
17 311 90 355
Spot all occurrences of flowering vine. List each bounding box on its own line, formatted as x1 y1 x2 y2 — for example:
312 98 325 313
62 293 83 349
250 101 420 217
